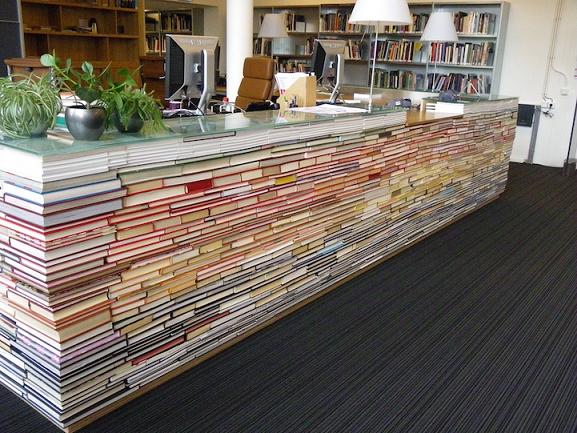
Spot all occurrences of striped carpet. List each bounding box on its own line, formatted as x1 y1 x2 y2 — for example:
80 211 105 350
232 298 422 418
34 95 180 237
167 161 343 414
1 162 576 433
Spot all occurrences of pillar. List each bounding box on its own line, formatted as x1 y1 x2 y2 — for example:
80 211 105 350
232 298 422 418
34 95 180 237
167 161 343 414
226 0 253 102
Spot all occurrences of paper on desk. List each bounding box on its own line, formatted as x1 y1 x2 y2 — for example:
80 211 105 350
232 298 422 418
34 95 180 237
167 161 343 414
289 105 368 115
275 73 310 93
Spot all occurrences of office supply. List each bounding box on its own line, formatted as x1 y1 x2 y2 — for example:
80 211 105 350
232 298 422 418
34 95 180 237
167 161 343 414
165 35 219 116
235 57 275 111
310 39 347 104
349 0 412 112
277 74 316 111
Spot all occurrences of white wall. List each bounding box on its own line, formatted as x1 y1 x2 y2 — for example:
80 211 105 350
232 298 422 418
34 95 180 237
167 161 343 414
497 0 577 167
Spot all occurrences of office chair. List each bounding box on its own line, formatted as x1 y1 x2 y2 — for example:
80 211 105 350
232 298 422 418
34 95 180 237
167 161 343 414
235 57 275 111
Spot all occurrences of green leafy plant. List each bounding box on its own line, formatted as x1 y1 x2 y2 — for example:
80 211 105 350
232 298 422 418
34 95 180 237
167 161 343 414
101 68 166 134
40 52 107 109
0 74 61 139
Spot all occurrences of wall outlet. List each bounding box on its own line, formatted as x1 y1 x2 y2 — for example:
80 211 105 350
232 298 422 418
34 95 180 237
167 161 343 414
561 87 569 96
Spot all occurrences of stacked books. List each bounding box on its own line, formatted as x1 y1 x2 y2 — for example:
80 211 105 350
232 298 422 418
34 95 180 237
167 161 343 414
0 101 518 430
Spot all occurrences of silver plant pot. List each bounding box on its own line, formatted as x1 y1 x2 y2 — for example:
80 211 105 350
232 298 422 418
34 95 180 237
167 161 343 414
113 112 144 133
65 106 107 141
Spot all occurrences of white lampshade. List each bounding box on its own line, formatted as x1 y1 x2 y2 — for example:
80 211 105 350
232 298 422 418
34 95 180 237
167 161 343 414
258 13 288 39
348 0 411 25
421 11 459 42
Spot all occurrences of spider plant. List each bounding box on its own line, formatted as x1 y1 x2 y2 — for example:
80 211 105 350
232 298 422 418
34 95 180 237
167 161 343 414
0 74 61 139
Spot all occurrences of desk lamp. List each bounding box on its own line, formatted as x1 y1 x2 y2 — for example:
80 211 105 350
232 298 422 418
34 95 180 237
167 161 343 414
349 0 412 112
258 13 289 57
421 11 458 93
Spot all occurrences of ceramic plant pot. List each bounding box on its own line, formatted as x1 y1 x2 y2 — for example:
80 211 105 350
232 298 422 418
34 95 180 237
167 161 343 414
113 112 144 133
65 106 107 141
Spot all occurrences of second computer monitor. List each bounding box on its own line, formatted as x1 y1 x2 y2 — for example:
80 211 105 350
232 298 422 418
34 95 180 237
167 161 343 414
311 39 346 103
165 35 219 114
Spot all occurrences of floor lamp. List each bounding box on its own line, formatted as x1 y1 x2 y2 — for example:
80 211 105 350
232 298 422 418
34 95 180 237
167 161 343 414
348 0 412 112
421 11 458 93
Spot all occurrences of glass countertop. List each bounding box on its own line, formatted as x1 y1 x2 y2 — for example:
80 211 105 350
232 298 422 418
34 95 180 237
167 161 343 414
0 94 516 158
0 106 400 158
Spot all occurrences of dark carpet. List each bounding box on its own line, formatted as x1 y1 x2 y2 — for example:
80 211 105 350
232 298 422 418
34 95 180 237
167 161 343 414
1 162 576 433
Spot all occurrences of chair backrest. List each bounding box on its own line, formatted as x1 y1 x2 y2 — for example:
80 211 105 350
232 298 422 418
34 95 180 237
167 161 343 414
235 56 274 111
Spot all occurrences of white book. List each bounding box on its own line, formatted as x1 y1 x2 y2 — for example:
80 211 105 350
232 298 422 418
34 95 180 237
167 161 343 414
3 179 121 205
0 199 122 228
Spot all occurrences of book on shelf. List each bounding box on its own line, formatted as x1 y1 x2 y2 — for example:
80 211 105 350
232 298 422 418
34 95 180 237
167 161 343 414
278 60 309 73
426 72 491 95
284 12 307 32
383 13 429 33
429 41 495 66
372 69 424 91
373 40 426 63
345 39 366 60
319 10 365 33
145 15 159 32
161 13 192 33
453 11 497 35
115 0 136 8
146 35 165 53
253 38 271 56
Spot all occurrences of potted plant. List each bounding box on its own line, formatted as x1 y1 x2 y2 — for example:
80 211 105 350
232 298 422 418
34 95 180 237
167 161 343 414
101 69 165 134
40 53 108 141
0 74 61 139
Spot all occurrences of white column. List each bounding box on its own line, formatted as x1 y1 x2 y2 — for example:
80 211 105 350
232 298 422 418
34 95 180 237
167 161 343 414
226 0 253 102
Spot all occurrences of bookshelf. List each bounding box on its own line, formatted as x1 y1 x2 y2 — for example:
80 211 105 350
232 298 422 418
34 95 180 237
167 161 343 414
253 2 510 95
19 0 143 73
145 9 196 55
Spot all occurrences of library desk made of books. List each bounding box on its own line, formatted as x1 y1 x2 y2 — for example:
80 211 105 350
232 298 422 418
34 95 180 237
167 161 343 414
0 98 517 432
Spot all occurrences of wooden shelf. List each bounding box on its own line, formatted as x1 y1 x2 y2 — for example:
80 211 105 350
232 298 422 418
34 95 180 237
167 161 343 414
21 0 137 13
20 0 143 73
25 30 138 39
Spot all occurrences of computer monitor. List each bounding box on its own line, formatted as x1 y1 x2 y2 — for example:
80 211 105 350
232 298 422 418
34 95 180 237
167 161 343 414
165 35 219 115
310 39 346 104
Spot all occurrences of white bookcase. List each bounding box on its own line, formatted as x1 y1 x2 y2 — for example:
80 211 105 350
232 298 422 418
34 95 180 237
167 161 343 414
253 1 510 96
